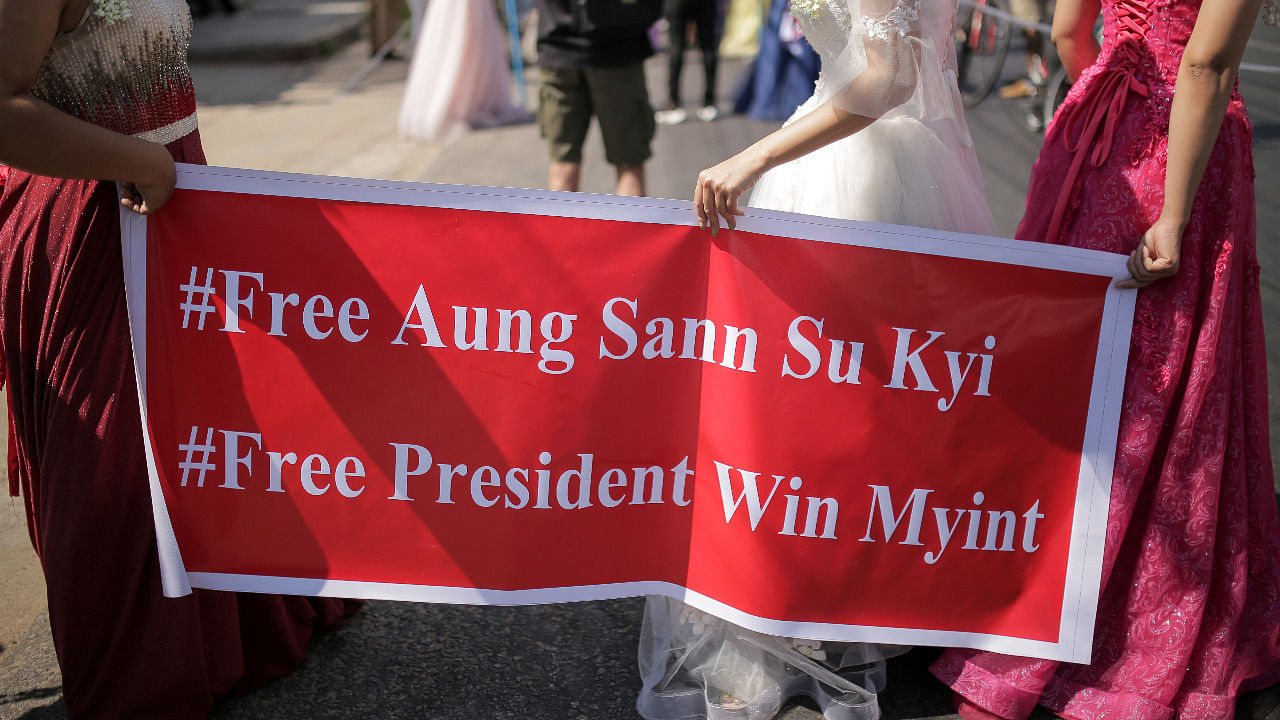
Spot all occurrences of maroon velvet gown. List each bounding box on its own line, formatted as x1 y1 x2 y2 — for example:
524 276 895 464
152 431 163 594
0 1 358 717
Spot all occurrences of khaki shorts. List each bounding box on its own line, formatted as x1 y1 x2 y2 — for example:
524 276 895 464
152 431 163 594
538 64 656 167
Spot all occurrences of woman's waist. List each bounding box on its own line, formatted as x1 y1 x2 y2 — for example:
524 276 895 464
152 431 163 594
1084 42 1167 94
1072 44 1245 128
1086 34 1248 100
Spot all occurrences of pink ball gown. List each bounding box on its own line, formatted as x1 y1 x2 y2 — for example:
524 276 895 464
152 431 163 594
931 0 1280 718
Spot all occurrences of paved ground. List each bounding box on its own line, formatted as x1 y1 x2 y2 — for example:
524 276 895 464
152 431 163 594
1 7 1279 719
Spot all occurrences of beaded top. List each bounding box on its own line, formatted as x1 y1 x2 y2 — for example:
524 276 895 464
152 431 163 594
31 0 197 143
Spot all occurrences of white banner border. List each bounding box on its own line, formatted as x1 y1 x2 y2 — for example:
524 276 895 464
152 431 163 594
121 164 1137 664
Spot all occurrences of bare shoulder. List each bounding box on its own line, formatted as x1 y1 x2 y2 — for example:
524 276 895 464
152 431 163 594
0 0 73 94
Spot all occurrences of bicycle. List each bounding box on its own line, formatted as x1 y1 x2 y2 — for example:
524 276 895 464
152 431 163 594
1039 64 1072 130
954 0 1013 107
1036 17 1105 132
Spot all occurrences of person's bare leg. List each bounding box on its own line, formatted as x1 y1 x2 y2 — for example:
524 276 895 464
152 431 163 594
549 162 581 192
615 165 645 197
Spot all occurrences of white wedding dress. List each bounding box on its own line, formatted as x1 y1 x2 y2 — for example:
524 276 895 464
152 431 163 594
637 0 996 717
750 0 996 230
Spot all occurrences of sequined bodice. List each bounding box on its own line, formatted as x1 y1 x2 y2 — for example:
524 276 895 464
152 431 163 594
31 0 197 143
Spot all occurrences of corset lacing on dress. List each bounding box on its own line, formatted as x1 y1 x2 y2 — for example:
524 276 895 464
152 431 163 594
1044 0 1152 242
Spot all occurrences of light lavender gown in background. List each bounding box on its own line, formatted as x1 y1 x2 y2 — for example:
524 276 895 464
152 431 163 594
399 0 531 143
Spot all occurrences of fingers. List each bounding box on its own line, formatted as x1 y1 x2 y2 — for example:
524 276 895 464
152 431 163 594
699 177 720 235
1116 238 1177 289
694 177 709 230
1123 244 1148 286
715 187 731 231
119 182 146 215
1118 245 1155 289
120 185 163 215
718 188 741 230
694 171 746 235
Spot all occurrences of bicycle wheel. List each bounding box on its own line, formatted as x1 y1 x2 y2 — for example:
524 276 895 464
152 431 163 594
954 0 1013 107
1040 65 1071 131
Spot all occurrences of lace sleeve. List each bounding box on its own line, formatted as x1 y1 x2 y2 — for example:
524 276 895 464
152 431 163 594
861 0 920 41
808 0 958 122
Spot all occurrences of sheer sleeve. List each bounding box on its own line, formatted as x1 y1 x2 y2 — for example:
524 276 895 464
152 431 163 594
795 0 960 123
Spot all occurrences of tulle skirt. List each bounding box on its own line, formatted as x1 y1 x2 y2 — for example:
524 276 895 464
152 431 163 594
638 597 908 720
750 109 997 236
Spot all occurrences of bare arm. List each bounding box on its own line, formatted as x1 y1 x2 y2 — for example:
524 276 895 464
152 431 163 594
695 0 918 232
695 101 875 232
1118 0 1260 288
0 0 176 213
1050 0 1101 80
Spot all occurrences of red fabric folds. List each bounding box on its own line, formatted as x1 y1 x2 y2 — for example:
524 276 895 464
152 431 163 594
0 132 361 719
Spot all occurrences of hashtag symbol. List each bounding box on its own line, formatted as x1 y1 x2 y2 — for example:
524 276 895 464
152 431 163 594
179 267 218 330
178 426 217 487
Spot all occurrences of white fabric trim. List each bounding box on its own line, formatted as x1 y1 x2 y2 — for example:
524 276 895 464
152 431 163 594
132 112 197 145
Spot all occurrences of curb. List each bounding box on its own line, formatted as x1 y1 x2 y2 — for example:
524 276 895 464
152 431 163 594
188 5 366 63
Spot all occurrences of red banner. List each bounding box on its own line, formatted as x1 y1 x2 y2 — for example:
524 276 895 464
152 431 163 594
121 165 1134 662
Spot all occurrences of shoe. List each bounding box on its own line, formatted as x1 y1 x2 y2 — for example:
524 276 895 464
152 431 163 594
1028 55 1049 86
656 107 688 125
696 105 720 122
788 639 828 662
998 77 1037 99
